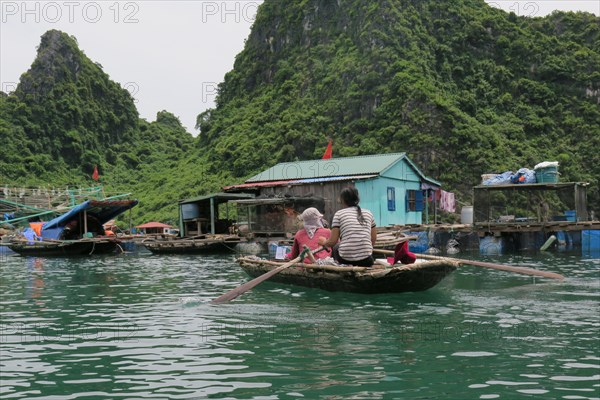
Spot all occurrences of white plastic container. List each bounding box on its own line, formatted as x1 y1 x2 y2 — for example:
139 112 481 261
461 206 474 224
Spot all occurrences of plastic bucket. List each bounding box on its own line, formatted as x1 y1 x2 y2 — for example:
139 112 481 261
268 241 279 258
461 206 474 224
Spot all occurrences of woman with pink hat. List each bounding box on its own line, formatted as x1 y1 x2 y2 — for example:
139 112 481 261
288 207 332 263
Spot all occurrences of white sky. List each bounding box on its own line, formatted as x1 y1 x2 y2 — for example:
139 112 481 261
1 1 598 134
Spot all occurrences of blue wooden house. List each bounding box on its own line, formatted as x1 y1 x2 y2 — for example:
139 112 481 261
224 153 441 227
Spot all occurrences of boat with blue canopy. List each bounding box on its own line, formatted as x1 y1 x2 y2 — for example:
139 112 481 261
8 199 138 256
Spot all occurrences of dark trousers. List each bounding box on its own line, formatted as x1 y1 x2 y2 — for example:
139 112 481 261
332 244 374 267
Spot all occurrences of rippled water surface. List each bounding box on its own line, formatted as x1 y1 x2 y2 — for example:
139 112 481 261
1 247 599 399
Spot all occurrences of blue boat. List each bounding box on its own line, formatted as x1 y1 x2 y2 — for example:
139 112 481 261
8 199 138 256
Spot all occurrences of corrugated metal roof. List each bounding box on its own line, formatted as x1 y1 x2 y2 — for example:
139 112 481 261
223 180 295 190
246 153 407 182
136 222 173 229
294 175 378 184
180 192 255 204
224 175 377 191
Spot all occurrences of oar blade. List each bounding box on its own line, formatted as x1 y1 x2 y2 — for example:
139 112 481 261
210 256 302 304
210 290 241 304
463 259 565 281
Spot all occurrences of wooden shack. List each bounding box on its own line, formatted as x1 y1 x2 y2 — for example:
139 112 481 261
234 196 325 238
473 182 589 224
178 193 255 237
224 153 441 227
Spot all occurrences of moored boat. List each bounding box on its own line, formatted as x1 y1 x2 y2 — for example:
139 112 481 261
7 238 122 256
237 257 459 293
143 234 244 254
8 199 137 257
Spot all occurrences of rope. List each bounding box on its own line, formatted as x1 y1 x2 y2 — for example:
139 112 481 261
221 242 241 252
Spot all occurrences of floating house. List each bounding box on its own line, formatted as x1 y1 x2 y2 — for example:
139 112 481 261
178 193 255 237
135 222 174 235
473 181 590 225
472 181 599 253
224 153 441 229
233 196 325 238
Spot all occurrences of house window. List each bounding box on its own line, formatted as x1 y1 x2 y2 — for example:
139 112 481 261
387 187 396 211
406 190 425 212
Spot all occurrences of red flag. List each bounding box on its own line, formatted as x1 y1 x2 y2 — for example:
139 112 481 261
322 139 333 159
92 165 99 181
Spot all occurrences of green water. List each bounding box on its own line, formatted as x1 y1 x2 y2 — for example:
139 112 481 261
1 248 599 399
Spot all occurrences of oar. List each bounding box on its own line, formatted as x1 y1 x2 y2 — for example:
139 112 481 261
372 248 564 281
211 247 323 304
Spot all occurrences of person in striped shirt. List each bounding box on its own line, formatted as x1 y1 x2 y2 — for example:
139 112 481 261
318 187 376 267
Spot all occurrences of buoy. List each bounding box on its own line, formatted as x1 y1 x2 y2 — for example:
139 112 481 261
540 235 557 251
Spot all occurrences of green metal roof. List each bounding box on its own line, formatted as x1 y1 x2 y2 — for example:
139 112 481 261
180 192 255 205
247 153 407 182
246 152 441 186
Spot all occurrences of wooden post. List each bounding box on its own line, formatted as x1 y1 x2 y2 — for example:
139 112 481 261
83 209 88 235
78 210 82 237
128 208 132 233
247 205 252 232
433 190 438 224
179 203 184 238
210 197 216 235
425 189 429 225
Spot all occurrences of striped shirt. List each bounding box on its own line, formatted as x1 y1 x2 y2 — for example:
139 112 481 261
331 207 375 261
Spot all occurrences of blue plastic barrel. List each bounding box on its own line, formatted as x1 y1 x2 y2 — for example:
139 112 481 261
564 210 576 222
582 230 600 258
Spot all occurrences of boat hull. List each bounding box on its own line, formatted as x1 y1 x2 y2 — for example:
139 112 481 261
238 258 458 293
143 236 242 254
8 239 119 257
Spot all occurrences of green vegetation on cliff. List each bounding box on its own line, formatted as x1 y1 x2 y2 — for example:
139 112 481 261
197 0 599 207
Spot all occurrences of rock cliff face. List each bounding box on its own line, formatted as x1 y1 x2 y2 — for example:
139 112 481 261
12 29 139 161
16 30 85 100
0 30 194 223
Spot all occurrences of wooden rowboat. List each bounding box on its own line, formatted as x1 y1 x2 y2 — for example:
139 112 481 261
7 238 121 257
237 257 459 293
143 235 243 254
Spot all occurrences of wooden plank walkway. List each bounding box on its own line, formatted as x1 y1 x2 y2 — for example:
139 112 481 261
379 221 600 235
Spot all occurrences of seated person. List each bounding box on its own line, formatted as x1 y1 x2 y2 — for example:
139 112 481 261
289 207 332 263
318 187 376 267
22 227 41 243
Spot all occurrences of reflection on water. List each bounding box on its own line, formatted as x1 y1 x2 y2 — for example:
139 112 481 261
0 250 598 399
27 257 46 306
